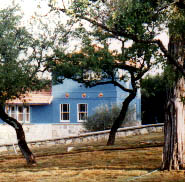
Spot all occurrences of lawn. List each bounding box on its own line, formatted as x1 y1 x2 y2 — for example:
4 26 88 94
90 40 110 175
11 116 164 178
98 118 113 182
0 132 185 182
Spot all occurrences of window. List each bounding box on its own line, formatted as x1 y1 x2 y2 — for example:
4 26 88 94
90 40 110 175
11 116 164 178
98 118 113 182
6 105 30 123
78 104 88 122
24 106 30 123
18 106 23 122
10 106 16 119
60 104 70 122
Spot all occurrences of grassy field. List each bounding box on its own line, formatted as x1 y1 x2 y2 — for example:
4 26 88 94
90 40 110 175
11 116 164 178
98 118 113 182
0 132 185 182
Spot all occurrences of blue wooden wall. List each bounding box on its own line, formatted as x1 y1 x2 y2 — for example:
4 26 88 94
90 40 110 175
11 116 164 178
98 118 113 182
31 79 119 124
0 79 141 124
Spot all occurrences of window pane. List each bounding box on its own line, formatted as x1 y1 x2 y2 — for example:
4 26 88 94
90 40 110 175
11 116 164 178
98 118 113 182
24 106 30 122
11 113 16 119
78 104 87 121
10 106 16 119
5 105 30 123
25 106 30 113
63 113 69 120
18 114 23 122
11 106 15 112
79 113 86 120
79 104 86 112
61 104 70 121
25 113 30 122
62 104 68 112
17 106 23 122
18 106 23 113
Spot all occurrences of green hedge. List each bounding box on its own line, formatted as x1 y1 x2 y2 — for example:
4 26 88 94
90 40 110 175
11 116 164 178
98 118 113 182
83 104 136 132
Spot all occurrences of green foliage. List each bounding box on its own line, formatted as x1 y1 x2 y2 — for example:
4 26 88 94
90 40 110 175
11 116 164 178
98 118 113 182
0 7 49 104
47 0 185 84
168 4 185 39
83 105 119 131
47 0 185 131
141 73 169 124
46 0 185 169
141 73 168 98
83 104 136 132
47 0 165 88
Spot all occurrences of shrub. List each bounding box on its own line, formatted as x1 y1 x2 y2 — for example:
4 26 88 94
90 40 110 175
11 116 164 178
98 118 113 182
83 104 136 132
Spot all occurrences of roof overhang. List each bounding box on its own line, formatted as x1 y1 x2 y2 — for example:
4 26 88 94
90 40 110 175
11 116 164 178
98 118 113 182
6 93 53 105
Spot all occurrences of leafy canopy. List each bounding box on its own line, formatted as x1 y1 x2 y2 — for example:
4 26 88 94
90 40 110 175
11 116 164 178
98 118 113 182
0 6 49 104
47 0 167 93
47 0 185 81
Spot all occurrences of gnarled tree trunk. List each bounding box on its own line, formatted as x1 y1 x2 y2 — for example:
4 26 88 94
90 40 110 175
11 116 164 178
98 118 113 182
0 104 36 165
162 36 185 170
107 90 137 145
162 77 185 170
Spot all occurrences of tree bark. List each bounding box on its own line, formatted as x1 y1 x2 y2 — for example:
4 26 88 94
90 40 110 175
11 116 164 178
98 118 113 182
161 36 185 170
0 104 36 165
107 90 137 145
162 78 185 170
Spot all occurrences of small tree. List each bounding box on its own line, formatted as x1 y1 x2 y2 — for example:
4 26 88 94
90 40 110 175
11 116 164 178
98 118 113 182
46 0 160 146
47 0 185 170
0 6 49 165
83 105 120 132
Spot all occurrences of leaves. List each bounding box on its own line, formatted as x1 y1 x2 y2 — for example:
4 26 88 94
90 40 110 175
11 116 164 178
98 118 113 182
83 104 135 131
0 7 49 104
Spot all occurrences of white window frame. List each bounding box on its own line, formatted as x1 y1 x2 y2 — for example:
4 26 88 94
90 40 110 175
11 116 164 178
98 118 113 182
60 104 70 122
6 105 30 123
77 103 88 122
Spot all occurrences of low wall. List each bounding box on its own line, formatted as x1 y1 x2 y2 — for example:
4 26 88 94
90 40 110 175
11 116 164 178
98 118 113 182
0 124 164 152
0 124 84 145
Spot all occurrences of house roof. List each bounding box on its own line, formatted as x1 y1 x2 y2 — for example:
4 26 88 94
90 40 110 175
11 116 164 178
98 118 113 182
6 91 53 105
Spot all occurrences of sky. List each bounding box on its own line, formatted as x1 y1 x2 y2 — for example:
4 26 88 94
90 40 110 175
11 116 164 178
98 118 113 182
0 0 49 21
0 0 36 13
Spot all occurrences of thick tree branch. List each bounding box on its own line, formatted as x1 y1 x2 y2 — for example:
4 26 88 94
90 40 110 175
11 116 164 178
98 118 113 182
154 39 185 77
0 104 36 165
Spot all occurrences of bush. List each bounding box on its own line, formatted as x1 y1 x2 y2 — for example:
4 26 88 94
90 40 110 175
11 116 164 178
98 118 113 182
83 104 136 132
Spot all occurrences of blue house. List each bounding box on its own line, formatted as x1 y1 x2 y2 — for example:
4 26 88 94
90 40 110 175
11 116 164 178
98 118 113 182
0 79 141 141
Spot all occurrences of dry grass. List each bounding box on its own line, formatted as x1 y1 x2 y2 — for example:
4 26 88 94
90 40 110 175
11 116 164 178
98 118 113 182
0 132 185 182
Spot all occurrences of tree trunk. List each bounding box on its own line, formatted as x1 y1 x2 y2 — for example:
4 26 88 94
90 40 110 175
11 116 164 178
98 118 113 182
161 36 185 170
107 91 137 145
0 104 36 165
162 77 185 170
